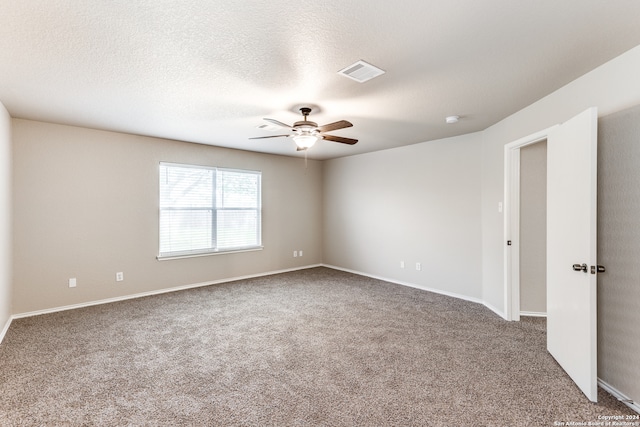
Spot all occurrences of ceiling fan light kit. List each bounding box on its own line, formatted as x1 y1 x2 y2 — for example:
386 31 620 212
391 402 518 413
292 134 319 149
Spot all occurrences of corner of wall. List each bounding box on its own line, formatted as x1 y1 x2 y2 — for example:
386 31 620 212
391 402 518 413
0 100 12 342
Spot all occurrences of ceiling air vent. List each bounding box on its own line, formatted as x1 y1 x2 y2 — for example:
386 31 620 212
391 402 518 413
338 60 385 83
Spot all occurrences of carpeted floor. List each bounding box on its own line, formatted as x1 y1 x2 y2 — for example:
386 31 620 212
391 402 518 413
0 267 634 426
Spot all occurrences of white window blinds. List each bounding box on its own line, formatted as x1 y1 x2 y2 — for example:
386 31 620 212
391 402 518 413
159 163 262 258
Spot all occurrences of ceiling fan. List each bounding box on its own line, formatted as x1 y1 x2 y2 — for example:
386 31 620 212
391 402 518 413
250 107 358 151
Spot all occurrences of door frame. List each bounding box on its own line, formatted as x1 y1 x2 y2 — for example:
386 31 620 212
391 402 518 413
503 125 558 321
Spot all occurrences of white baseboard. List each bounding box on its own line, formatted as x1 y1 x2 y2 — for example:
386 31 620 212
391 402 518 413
12 264 322 320
0 315 12 345
599 378 640 414
322 264 486 306
520 311 547 317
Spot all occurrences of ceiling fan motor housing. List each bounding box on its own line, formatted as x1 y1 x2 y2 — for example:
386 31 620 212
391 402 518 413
293 121 318 130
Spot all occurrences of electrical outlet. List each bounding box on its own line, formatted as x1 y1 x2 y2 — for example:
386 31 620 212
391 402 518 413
299 250 303 257
416 262 422 271
293 251 298 258
69 278 77 288
116 272 124 282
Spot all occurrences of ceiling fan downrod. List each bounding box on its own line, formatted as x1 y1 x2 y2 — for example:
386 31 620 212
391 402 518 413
300 107 312 120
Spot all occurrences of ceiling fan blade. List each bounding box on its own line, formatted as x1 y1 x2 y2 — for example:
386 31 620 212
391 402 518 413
263 118 293 129
317 120 353 133
322 134 358 145
248 134 290 140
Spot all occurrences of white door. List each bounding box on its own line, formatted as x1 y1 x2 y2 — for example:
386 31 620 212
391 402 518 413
547 107 598 402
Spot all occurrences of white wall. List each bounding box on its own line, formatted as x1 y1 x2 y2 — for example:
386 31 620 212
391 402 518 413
597 105 640 407
481 44 640 313
323 132 483 300
0 101 11 336
12 120 324 314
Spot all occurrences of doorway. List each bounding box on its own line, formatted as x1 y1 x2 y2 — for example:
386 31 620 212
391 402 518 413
519 140 547 317
504 108 599 402
503 125 558 321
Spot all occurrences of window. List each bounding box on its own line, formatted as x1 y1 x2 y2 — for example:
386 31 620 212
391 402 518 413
158 163 262 259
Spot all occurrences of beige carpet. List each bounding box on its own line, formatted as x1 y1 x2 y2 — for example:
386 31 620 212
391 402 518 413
0 267 633 426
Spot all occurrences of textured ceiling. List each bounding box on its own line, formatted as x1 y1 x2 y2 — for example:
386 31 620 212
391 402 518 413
2 1 640 160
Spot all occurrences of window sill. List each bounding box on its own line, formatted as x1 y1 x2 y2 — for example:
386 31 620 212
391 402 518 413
157 246 264 261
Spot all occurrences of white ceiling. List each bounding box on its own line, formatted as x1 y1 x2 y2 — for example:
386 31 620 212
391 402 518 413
2 1 640 160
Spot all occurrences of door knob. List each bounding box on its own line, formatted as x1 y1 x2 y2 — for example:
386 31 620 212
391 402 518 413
572 263 588 273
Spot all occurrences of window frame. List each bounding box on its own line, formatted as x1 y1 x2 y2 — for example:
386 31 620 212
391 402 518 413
157 162 263 260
